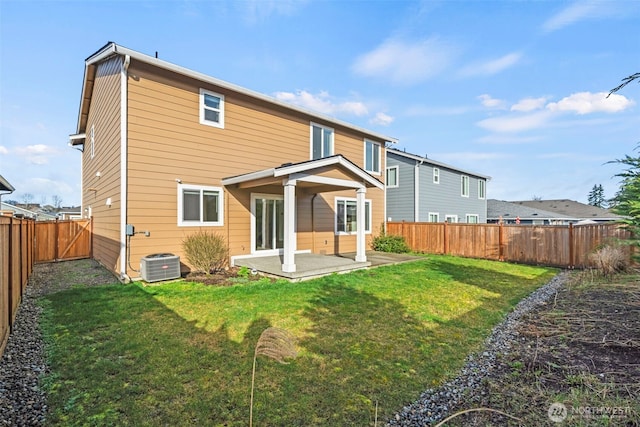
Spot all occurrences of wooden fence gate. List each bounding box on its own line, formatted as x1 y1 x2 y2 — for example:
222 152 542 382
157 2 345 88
34 219 92 263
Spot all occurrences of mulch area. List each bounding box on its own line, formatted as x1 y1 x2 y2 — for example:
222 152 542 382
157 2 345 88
448 270 640 426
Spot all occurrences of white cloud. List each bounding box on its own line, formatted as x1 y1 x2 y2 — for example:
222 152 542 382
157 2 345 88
459 52 522 77
405 105 470 116
546 92 635 114
274 90 368 116
370 112 394 126
352 37 456 85
0 146 9 155
477 111 553 133
511 97 548 112
475 135 541 144
14 144 59 165
21 177 74 198
241 0 308 24
542 1 600 33
478 94 507 109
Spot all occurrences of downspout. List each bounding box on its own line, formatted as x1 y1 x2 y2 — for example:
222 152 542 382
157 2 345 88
311 193 317 253
120 54 131 282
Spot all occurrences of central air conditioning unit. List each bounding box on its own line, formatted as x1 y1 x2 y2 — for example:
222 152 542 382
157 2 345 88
140 253 181 282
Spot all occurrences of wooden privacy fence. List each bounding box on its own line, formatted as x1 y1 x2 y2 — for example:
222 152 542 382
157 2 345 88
1 218 91 356
35 218 92 262
387 221 632 268
1 216 35 356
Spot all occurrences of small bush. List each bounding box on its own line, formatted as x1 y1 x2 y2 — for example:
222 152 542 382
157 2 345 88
182 231 229 275
371 234 410 253
588 244 628 276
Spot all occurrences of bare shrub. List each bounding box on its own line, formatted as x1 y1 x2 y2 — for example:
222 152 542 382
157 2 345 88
182 231 228 275
588 244 628 277
250 327 297 427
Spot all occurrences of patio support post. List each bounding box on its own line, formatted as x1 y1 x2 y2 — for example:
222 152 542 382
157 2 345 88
282 179 296 272
355 187 367 262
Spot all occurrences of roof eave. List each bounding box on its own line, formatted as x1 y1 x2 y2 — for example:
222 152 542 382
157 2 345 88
87 43 398 144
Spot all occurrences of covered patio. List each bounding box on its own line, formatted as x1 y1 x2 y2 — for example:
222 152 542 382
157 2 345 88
223 155 385 276
234 251 423 280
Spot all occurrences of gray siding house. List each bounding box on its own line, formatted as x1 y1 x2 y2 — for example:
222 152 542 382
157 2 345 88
386 148 490 223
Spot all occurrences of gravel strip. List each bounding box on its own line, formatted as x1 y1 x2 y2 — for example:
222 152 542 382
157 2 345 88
387 271 568 426
0 260 118 426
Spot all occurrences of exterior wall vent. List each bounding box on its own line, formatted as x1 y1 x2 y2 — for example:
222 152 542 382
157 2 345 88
140 253 181 282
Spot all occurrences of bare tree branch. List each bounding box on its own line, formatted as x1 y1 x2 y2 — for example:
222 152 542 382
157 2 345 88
608 72 640 98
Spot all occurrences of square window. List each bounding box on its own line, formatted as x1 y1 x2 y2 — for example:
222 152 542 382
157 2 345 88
178 184 223 226
200 89 225 128
335 198 371 234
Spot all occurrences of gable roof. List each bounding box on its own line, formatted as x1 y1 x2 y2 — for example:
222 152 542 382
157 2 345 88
0 174 15 194
511 199 624 221
73 42 398 146
222 155 384 190
0 202 58 220
387 147 491 180
487 199 574 221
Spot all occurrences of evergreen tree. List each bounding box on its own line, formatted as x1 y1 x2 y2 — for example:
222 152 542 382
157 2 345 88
587 184 606 208
609 145 640 261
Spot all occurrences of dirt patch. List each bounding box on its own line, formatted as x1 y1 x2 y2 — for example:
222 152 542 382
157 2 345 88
446 270 640 426
28 259 121 297
184 266 277 286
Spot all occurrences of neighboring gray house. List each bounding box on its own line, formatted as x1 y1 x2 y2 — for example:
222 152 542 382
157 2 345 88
511 199 625 224
487 199 575 225
0 202 58 220
386 148 490 223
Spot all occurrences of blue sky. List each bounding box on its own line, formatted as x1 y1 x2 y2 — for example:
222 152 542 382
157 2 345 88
1 0 638 207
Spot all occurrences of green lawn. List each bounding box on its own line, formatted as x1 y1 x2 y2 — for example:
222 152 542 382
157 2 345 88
40 255 557 426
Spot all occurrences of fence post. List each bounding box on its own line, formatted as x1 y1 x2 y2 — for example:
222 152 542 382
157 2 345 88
54 218 59 261
7 217 13 333
89 217 94 259
569 223 574 269
499 223 504 261
443 221 448 254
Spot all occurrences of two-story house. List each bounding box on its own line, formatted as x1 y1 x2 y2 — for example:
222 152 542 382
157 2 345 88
69 42 396 281
386 148 490 223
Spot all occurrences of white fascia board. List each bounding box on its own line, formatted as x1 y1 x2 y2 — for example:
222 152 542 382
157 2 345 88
98 43 398 145
221 168 275 186
275 156 383 190
289 173 366 190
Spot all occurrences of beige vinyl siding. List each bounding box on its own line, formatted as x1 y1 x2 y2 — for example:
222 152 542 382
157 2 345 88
82 56 122 273
124 59 385 271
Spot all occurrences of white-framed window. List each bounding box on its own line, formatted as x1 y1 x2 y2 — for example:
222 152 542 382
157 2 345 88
90 125 95 159
178 184 223 226
461 175 469 197
428 212 439 222
386 166 399 188
364 140 381 174
199 89 225 128
478 180 486 199
433 168 439 184
445 215 458 223
310 123 334 160
466 214 479 224
335 197 371 234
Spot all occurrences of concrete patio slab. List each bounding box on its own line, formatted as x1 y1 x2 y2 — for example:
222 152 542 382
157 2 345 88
234 251 423 280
